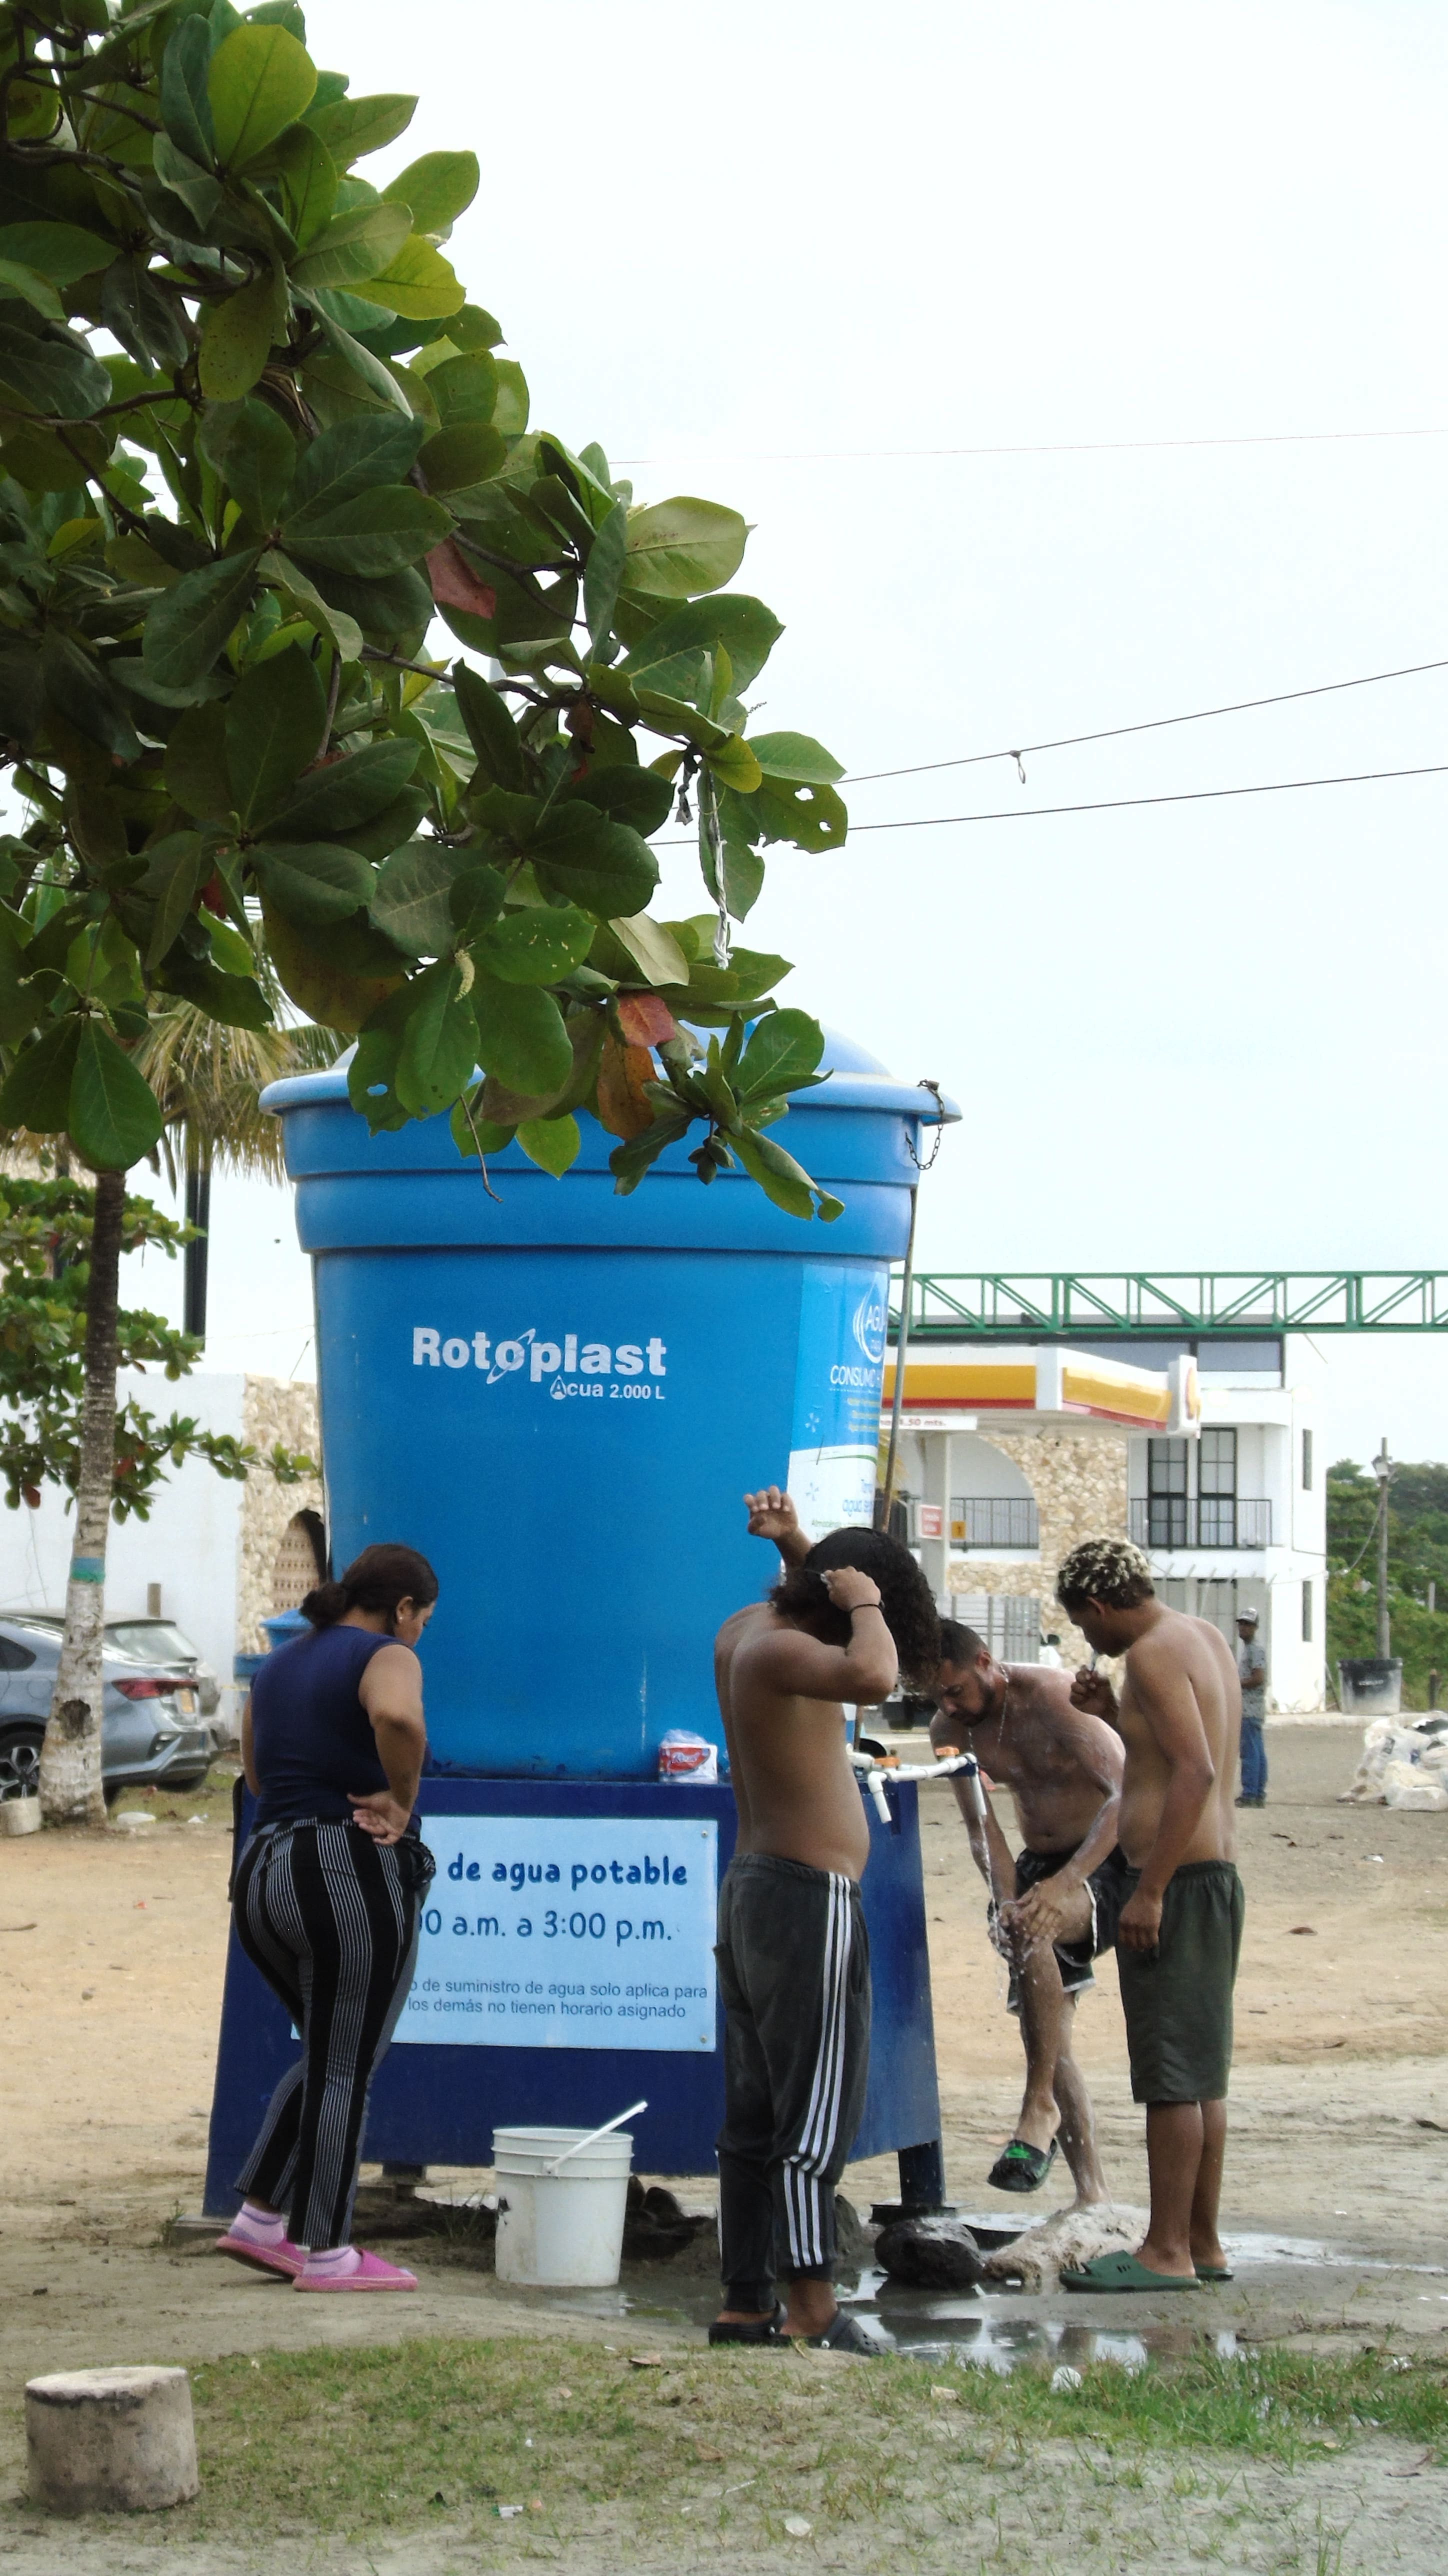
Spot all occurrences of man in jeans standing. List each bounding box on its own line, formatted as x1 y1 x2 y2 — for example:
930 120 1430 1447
1235 1609 1267 1807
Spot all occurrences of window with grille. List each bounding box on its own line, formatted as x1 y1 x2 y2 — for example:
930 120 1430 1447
1302 1581 1313 1643
1146 1438 1189 1548
948 1595 1041 1662
272 1511 326 1612
1198 1428 1238 1548
1302 1428 1313 1491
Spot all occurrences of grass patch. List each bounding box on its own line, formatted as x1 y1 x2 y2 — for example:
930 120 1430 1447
166 2334 1448 2548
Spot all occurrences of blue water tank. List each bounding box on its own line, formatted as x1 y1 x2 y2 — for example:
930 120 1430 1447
262 1035 954 1781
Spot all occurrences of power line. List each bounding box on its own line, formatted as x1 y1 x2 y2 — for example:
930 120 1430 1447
845 656 1448 786
654 760 1448 848
615 424 1448 469
842 762 1448 833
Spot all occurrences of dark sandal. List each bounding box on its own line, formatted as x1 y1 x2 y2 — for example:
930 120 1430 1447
792 2308 879 2355
988 2136 1060 2194
708 2300 786 2346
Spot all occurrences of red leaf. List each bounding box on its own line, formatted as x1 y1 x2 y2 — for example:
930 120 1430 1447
426 540 496 620
616 992 679 1050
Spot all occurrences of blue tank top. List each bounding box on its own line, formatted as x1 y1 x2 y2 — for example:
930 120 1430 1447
250 1624 408 1828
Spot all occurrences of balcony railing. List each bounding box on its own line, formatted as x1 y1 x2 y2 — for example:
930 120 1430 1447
950 1497 1040 1550
1130 1498 1272 1551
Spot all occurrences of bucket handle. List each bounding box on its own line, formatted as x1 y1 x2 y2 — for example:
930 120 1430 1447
542 2100 648 2176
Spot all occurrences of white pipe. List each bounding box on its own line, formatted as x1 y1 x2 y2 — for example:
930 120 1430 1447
541 2098 648 2176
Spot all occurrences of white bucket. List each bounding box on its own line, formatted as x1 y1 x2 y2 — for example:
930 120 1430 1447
492 2126 634 2288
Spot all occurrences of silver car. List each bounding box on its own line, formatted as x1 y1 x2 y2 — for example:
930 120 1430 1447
0 1616 213 1805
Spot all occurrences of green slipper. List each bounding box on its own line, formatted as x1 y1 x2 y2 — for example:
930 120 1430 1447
1194 2265 1234 2282
988 2137 1060 2193
1061 2251 1202 2294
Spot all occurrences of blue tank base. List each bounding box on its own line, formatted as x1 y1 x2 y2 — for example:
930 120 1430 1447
204 1776 942 2218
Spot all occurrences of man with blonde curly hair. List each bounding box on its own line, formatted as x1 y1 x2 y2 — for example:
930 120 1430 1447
1054 1536 1244 2294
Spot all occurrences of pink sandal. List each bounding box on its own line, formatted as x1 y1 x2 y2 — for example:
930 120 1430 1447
215 2228 304 2280
293 2247 417 2292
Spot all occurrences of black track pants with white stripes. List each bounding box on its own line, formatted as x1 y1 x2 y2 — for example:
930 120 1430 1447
715 1853 870 2302
232 1822 430 2252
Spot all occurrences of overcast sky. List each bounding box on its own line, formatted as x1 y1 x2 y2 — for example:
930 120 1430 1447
126 0 1448 1468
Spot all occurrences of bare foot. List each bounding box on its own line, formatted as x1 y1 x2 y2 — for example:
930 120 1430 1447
1132 2239 1197 2281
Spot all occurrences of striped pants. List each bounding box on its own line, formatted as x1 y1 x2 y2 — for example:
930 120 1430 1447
232 1820 432 2252
715 1854 870 2302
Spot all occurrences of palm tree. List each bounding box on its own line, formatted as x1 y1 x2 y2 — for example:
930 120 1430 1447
132 996 342 1344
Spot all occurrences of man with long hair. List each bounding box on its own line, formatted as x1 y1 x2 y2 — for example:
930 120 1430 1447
1056 1536 1244 2294
708 1488 940 2351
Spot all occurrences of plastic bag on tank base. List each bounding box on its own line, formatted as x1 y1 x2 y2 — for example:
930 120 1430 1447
657 1730 718 1784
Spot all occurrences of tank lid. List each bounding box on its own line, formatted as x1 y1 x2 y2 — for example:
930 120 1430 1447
262 1027 959 1124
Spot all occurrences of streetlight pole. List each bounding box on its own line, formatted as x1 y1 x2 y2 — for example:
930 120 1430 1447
1374 1436 1392 1658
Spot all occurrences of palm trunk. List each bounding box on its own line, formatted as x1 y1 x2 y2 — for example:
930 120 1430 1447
38 1168 125 1828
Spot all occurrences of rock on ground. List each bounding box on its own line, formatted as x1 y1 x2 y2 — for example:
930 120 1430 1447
982 2202 1146 2288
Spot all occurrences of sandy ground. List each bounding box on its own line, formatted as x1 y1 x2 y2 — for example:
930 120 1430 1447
2 1725 1446 2570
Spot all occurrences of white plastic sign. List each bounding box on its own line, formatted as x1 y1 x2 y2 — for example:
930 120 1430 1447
397 1816 718 2051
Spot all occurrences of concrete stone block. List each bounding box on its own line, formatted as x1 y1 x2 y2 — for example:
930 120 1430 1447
25 2366 198 2514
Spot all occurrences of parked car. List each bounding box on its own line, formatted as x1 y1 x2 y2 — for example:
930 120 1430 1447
0 1616 214 1804
101 1616 221 1718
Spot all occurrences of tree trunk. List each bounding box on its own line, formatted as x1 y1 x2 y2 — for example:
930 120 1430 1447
38 1168 126 1828
183 1144 210 1344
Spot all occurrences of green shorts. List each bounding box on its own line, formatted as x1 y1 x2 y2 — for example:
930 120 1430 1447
1116 1860 1244 2104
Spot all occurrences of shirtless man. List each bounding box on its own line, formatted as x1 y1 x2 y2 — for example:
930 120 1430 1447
710 1487 940 2351
1054 1536 1244 2294
928 1620 1125 2204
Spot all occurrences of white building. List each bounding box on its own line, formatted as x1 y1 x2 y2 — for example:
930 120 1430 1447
0 1373 323 1725
884 1334 1326 1712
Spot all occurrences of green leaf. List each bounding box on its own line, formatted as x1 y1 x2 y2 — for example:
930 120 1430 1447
734 1007 826 1102
256 548 363 664
418 420 504 492
748 730 846 785
199 396 296 528
742 774 848 854
0 1014 82 1134
350 234 464 320
470 973 572 1098
208 24 318 170
0 322 112 419
262 901 403 1032
451 662 525 790
617 596 782 693
608 1111 690 1196
304 92 417 164
492 360 529 436
394 959 477 1112
584 498 629 656
40 630 140 762
450 1097 514 1160
0 224 116 285
250 840 376 924
66 1021 164 1172
602 912 692 988
139 830 208 966
382 151 480 237
564 766 674 836
426 352 498 426
279 480 448 575
160 14 216 164
287 411 425 512
474 904 594 986
226 648 326 826
0 262 64 322
706 734 762 794
448 862 506 942
273 122 337 246
516 1112 580 1178
163 705 232 821
372 840 467 958
198 270 284 401
309 307 414 419
529 810 659 920
624 498 748 598
342 786 430 864
731 1126 831 1222
140 548 262 694
158 948 274 1028
264 736 420 838
290 200 412 292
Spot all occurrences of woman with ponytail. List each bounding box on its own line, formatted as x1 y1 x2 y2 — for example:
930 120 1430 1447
216 1543 440 2293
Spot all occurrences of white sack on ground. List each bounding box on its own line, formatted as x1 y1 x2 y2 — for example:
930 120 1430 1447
1342 1716 1448 1806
